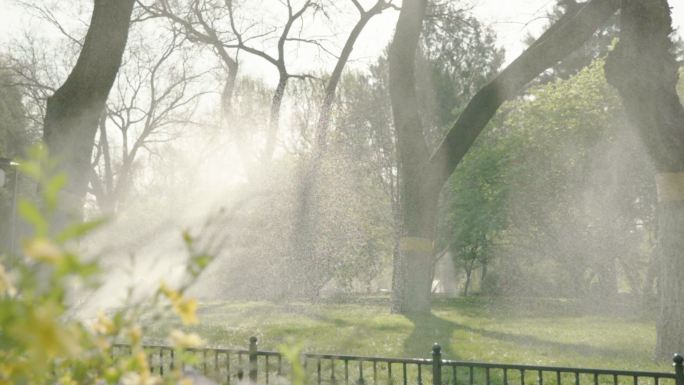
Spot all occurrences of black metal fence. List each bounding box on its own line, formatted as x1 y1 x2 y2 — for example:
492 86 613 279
112 338 684 385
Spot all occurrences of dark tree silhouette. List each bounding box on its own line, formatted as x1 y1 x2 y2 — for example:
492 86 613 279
43 0 136 223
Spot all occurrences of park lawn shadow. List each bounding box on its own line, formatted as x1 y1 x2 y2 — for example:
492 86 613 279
403 312 460 359
431 296 654 322
402 310 648 366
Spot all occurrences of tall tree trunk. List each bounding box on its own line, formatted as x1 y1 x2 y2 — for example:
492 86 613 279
43 0 135 224
262 73 287 163
220 59 239 117
654 202 684 358
388 0 435 313
642 254 659 304
220 62 257 180
604 0 684 361
463 274 471 297
313 1 389 149
480 260 488 286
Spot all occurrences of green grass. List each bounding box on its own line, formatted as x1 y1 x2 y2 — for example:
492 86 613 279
144 296 671 373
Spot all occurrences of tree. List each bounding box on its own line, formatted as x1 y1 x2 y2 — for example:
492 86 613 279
439 132 509 296
138 0 243 168
3 33 75 136
190 148 393 300
420 0 504 144
8 2 203 215
143 0 320 169
603 0 684 360
89 28 206 213
388 0 620 313
43 0 136 223
0 65 30 253
477 60 657 299
313 1 505 306
286 0 396 300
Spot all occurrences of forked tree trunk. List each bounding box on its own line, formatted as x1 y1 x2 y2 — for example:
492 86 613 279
387 0 619 313
43 0 135 224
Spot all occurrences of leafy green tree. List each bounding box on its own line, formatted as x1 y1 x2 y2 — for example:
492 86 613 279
468 60 656 299
439 128 510 296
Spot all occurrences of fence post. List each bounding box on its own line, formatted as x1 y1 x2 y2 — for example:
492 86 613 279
432 343 442 385
249 336 258 383
674 354 683 385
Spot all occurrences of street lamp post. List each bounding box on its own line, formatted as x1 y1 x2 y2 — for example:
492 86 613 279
0 158 19 255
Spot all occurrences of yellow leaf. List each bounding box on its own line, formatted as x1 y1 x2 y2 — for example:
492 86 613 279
159 281 181 302
0 264 16 296
22 238 63 264
169 330 203 349
173 297 199 325
127 325 143 346
92 311 117 335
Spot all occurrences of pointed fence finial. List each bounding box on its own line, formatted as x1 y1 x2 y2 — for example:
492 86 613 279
249 336 258 382
674 354 684 385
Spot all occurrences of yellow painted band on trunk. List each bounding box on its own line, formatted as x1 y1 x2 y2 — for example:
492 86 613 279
656 172 684 202
399 237 434 253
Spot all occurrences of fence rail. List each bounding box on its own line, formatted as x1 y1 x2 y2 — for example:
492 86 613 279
112 338 684 385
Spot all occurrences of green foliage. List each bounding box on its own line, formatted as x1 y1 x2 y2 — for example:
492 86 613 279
440 130 510 294
499 60 655 297
442 59 659 298
279 343 307 385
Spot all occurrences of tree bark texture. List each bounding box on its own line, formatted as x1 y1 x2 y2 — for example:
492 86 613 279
604 0 684 360
43 0 135 223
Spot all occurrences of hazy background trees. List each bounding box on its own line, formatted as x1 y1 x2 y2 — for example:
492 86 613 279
2 0 684 358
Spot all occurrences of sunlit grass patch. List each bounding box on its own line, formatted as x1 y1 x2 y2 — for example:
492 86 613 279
143 297 666 373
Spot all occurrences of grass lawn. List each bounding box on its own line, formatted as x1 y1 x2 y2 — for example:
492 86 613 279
144 296 670 373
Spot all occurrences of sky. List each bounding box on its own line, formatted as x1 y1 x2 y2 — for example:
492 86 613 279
0 0 683 83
